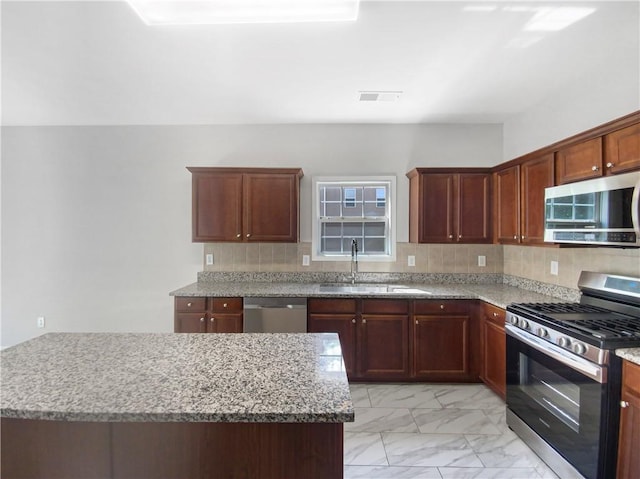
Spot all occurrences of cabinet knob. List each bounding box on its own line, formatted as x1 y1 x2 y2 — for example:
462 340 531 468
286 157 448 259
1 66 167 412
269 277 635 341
449 235 453 239
458 235 462 239
440 304 445 310
415 320 419 325
362 319 367 324
513 235 518 240
210 317 215 322
223 303 228 308
200 317 205 322
236 234 241 238
591 165 599 171
352 318 356 324
606 162 614 168
187 302 192 307
246 233 251 238
493 312 498 317
621 400 629 408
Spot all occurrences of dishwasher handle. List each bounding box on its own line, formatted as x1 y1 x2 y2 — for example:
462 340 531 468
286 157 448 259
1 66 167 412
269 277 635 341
244 304 307 310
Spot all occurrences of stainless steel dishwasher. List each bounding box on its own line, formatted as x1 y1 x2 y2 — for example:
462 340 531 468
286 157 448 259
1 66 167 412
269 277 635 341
243 297 308 333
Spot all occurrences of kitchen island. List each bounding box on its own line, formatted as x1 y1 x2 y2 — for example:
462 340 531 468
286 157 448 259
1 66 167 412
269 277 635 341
1 332 353 479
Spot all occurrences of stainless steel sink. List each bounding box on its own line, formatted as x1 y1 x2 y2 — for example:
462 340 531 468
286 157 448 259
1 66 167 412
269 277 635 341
318 284 431 294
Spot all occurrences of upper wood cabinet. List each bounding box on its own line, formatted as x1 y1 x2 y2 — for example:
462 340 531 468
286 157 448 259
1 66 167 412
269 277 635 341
604 123 640 175
494 154 554 245
407 169 492 244
187 167 303 243
556 123 639 184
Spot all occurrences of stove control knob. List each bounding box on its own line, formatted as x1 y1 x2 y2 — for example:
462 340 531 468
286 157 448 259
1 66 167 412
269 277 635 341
509 315 519 326
558 337 570 348
536 327 549 338
519 318 530 330
572 343 587 355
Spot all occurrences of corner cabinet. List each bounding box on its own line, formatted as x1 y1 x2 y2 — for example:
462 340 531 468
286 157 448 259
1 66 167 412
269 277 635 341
174 297 243 333
617 359 640 479
494 153 554 245
407 168 492 243
187 167 303 243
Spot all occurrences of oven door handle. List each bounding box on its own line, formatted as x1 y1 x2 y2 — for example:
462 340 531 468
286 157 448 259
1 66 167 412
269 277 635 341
505 324 607 383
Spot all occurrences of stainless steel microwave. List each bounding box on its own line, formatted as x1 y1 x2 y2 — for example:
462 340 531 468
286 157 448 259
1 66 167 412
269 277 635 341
544 171 640 246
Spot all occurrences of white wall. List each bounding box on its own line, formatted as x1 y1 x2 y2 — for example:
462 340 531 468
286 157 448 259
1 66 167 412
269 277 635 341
502 44 640 161
1 123 502 347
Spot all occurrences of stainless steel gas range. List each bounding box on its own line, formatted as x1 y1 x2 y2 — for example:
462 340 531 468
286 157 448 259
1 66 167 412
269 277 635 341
505 271 640 479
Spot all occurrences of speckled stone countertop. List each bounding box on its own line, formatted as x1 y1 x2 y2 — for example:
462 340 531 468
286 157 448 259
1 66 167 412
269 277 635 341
170 281 566 309
1 332 354 423
616 348 640 367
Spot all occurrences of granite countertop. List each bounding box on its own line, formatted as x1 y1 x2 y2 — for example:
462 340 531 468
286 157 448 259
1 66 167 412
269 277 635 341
0 332 354 423
170 281 565 309
616 348 640 367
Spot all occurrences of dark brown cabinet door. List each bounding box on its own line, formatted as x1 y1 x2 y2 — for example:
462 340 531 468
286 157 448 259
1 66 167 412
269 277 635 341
417 173 455 242
555 137 603 184
520 154 554 245
605 123 640 176
413 315 469 380
175 313 207 333
244 173 299 242
359 314 410 379
617 360 640 479
481 319 506 399
457 173 491 243
407 169 491 243
494 165 520 244
209 314 243 333
308 314 357 377
191 173 243 242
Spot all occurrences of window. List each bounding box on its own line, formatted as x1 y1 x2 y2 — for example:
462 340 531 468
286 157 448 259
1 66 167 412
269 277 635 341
312 176 396 261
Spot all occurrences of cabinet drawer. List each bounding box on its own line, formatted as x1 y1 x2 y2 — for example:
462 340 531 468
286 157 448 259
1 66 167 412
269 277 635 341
175 297 207 312
623 360 640 397
483 303 506 327
210 298 243 312
308 298 357 314
361 299 409 315
414 300 470 315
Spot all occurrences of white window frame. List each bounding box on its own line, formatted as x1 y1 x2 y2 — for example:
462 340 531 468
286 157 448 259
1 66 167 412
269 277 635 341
311 176 396 262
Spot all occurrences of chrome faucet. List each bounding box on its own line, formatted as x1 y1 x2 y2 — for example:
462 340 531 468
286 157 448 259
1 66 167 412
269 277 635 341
350 239 359 284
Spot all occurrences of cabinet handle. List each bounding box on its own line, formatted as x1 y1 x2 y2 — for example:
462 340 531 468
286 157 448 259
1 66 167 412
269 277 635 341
606 162 614 168
440 304 445 310
621 400 629 408
236 234 241 238
591 165 599 171
200 317 205 323
246 233 251 238
362 319 367 324
187 302 192 307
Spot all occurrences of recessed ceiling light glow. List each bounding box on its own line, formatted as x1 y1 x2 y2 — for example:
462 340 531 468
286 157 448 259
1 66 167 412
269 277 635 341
127 0 360 26
523 7 596 32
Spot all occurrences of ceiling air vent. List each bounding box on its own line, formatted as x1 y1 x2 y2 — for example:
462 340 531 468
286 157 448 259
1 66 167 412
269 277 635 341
358 91 402 102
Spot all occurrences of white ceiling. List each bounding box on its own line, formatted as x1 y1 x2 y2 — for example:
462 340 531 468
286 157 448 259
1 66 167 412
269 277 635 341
2 0 639 126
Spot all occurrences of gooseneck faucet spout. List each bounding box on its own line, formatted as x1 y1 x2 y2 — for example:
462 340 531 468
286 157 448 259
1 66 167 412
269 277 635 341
350 239 359 284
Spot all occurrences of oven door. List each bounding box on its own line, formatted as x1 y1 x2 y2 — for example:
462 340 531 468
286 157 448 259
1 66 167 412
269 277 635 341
506 325 608 479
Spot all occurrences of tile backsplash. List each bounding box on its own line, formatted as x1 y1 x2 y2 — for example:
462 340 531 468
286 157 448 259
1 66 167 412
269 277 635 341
204 242 640 289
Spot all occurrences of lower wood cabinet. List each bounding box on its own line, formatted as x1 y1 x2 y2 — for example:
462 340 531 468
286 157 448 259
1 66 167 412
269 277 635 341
308 298 410 380
412 300 478 382
174 297 243 333
479 303 506 399
617 359 640 479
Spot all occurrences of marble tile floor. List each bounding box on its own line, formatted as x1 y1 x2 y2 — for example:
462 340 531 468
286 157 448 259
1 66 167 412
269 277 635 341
344 383 560 479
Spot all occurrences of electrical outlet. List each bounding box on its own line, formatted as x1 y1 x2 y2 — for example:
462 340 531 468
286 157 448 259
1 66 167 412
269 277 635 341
37 316 45 328
302 255 310 266
407 255 416 267
206 254 214 265
550 260 559 276
478 255 486 267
